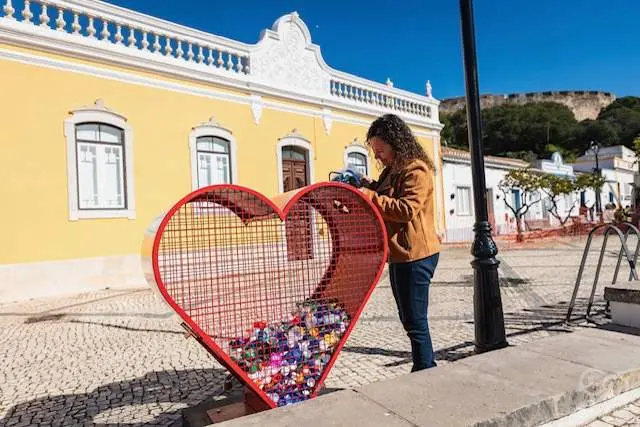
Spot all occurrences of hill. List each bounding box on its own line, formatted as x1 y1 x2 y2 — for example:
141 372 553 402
440 96 640 162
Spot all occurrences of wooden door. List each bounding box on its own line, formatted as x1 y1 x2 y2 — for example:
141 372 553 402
486 188 496 234
282 147 312 260
282 159 307 192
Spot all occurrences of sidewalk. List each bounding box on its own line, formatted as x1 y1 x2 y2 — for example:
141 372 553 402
216 324 640 427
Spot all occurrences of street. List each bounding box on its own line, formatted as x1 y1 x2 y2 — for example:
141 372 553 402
0 234 627 426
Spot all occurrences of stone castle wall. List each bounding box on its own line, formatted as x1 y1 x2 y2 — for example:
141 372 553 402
440 91 616 121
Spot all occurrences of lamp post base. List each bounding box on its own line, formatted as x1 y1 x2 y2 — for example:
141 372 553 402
471 221 508 354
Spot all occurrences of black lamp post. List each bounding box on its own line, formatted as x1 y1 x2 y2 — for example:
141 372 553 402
590 140 602 215
458 0 508 353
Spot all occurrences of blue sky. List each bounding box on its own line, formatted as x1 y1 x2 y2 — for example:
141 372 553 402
103 0 639 100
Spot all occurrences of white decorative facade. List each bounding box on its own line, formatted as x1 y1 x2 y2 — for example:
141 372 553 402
570 145 638 209
0 1 444 303
442 148 530 242
531 152 579 226
0 2 440 132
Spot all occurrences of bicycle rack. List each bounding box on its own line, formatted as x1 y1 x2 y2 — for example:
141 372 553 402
565 222 639 323
611 222 640 285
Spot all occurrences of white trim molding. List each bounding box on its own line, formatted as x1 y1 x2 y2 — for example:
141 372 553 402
189 116 238 189
432 138 444 236
0 254 146 304
250 94 263 125
0 46 441 137
276 129 315 194
0 5 443 131
63 99 136 220
322 108 333 135
344 138 370 175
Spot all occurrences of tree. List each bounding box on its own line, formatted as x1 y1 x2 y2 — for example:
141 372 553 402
634 136 640 163
538 175 578 228
498 169 543 242
440 112 453 144
575 173 607 220
597 96 640 147
576 173 607 194
442 102 580 157
483 102 578 156
440 108 470 149
572 119 619 154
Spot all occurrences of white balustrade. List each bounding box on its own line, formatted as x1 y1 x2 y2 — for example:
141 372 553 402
0 0 435 118
126 26 135 47
1 0 251 75
87 16 96 38
21 0 31 22
140 31 148 50
2 0 14 19
55 6 63 31
38 2 47 27
329 78 433 118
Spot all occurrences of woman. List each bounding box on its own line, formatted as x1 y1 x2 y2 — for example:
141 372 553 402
360 113 441 372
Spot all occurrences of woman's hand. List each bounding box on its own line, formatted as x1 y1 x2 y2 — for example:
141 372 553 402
359 175 373 185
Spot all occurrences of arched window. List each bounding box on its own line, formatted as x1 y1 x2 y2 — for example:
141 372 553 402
276 130 314 193
344 140 370 176
195 136 231 187
64 100 135 220
347 152 368 175
189 117 237 189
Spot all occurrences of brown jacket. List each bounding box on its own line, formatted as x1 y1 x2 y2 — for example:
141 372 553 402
361 159 440 263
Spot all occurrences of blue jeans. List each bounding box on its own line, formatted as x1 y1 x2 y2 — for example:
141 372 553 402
389 253 439 372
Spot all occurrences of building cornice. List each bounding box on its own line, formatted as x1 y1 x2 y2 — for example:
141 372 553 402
0 46 440 137
0 3 443 131
441 147 530 170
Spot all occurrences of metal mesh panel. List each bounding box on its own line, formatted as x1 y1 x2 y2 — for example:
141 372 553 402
148 183 387 408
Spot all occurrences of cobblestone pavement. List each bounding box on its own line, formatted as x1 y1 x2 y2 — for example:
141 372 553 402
587 398 640 426
0 234 631 426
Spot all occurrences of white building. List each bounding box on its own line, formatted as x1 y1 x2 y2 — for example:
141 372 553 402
570 145 638 209
529 152 580 228
442 147 530 242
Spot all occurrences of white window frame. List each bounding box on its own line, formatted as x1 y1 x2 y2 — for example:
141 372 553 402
344 143 370 176
456 186 472 216
189 117 238 190
64 100 135 220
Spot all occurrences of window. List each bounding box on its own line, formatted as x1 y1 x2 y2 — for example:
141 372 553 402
196 136 231 187
277 130 315 194
511 189 522 212
456 186 471 215
64 100 135 220
190 117 237 190
75 123 126 210
347 152 368 175
344 140 370 176
282 146 307 161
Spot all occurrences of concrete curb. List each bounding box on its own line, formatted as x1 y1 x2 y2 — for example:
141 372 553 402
214 324 640 427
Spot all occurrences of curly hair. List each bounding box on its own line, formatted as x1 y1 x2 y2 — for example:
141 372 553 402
366 114 434 172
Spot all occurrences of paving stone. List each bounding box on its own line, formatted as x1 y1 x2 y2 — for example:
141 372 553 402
0 235 618 425
611 409 637 421
601 415 626 426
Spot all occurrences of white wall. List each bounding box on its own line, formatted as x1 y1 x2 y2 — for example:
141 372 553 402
442 161 516 242
573 165 636 209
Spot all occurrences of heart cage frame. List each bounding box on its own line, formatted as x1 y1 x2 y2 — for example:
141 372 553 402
141 182 388 409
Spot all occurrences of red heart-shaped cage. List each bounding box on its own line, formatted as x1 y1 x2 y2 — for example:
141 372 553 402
141 182 388 408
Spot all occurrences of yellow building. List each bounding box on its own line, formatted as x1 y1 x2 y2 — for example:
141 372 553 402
0 0 444 303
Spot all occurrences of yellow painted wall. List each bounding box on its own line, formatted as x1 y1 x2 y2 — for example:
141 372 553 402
0 52 441 265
